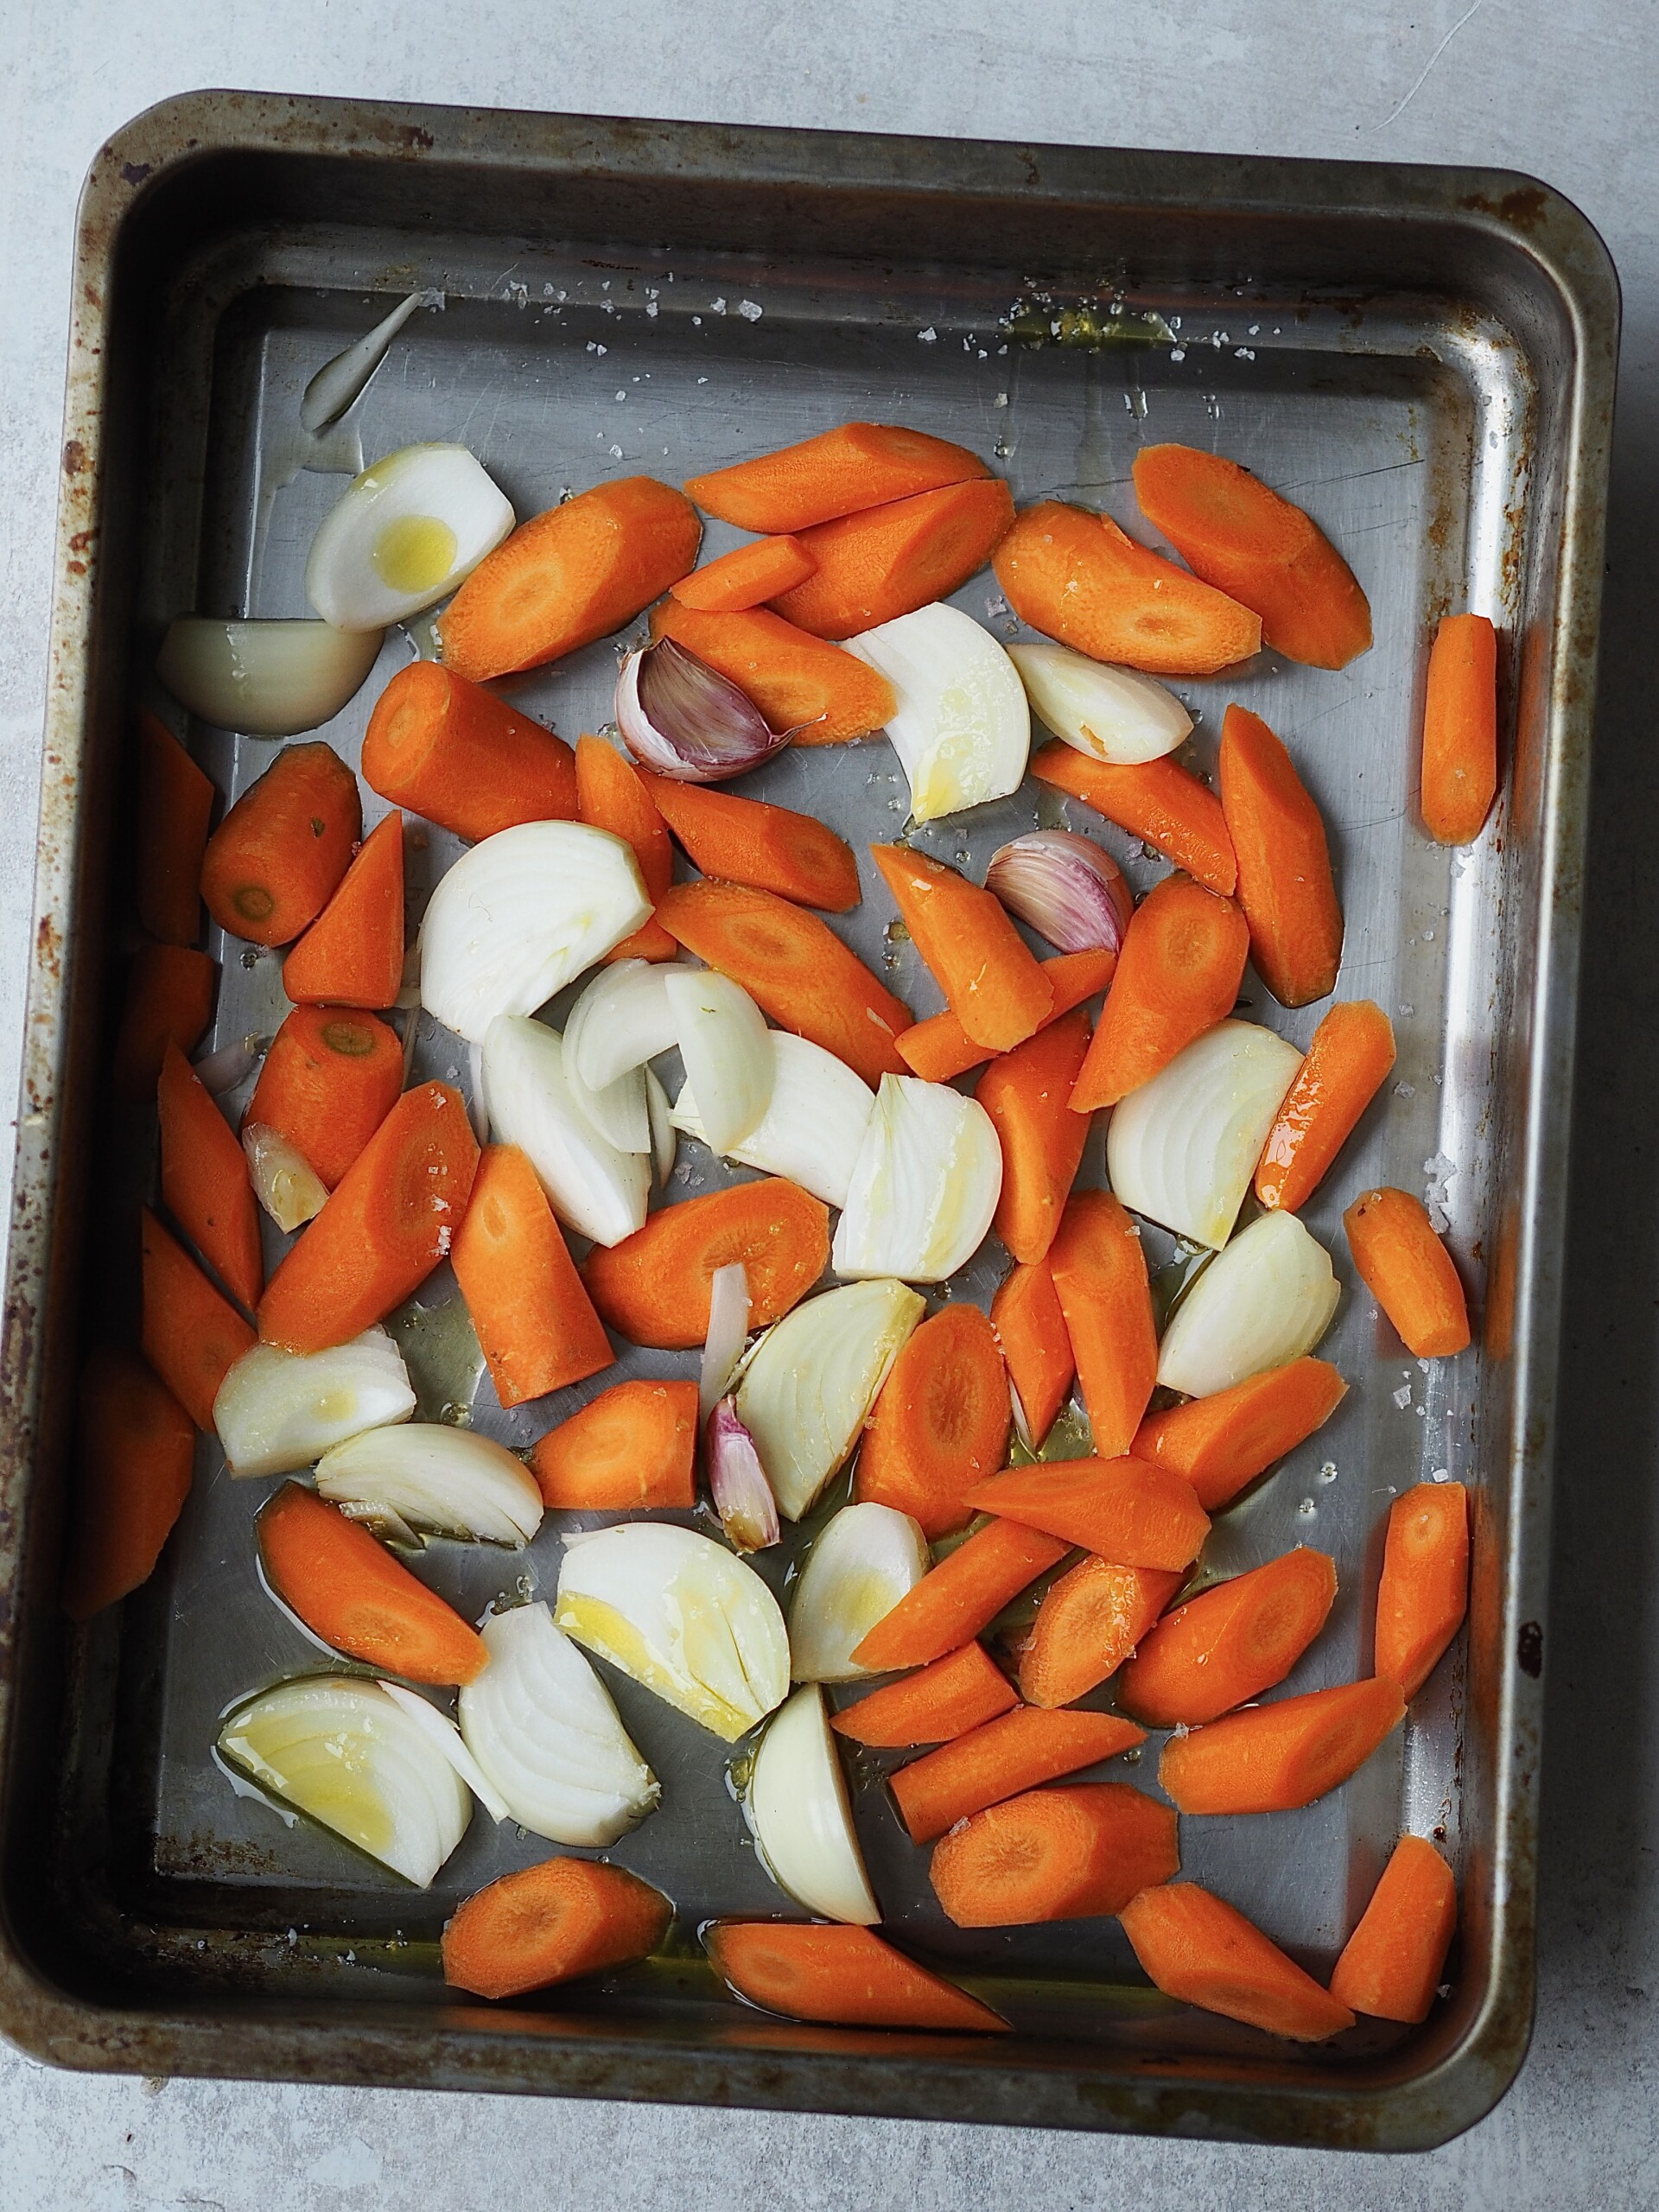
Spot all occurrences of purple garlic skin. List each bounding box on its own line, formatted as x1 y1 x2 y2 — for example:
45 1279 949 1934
706 1394 781 1552
986 830 1133 955
615 636 795 783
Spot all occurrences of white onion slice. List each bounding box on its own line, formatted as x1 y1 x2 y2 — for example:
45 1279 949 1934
377 1681 512 1823
563 963 652 1154
300 289 432 431
457 1603 659 1846
1008 641 1192 764
156 618 384 738
832 1074 1002 1283
555 1522 790 1742
846 603 1029 823
672 1033 874 1211
213 1326 416 1477
701 1262 751 1421
480 1015 649 1247
305 443 515 630
1157 1211 1340 1398
748 1685 879 1923
315 1424 543 1546
1107 1020 1304 1249
788 1502 930 1682
420 822 650 1046
568 960 679 1091
735 1278 925 1521
335 1497 423 1549
242 1122 329 1232
645 1066 677 1187
466 1039 490 1145
662 969 772 1154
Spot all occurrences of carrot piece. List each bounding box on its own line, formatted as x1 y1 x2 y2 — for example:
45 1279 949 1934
977 1009 1092 1265
1329 1835 1457 2023
685 424 991 534
1130 1357 1348 1512
994 502 1262 676
257 1481 486 1683
140 1207 255 1432
137 710 214 945
649 601 896 745
893 1707 1147 1844
1343 1187 1471 1357
445 1857 671 2000
281 813 405 1010
1131 445 1372 670
772 479 1015 639
1421 613 1498 845
871 844 1052 1052
1374 1481 1471 1699
1218 704 1343 1008
245 1006 404 1190
529 1378 699 1510
1069 874 1249 1110
855 1304 1011 1539
670 534 818 611
582 1178 829 1351
1255 1001 1395 1212
1030 742 1237 897
656 880 912 1084
990 1258 1075 1448
62 1346 194 1621
931 1782 1179 1927
450 1143 613 1408
1158 1677 1406 1814
362 662 579 842
1119 1548 1338 1726
1047 1192 1158 1456
257 1082 480 1353
852 1518 1071 1672
157 1039 262 1309
1120 1884 1355 2042
897 949 1116 1081
707 1920 1007 2032
438 476 702 683
1014 1557 1183 1708
830 1642 1018 1748
200 742 360 948
965 1457 1209 1572
111 944 215 1101
575 736 677 962
639 770 860 913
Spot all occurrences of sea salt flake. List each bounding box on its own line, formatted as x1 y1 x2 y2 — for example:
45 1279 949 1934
737 299 763 321
918 327 938 343
1393 1385 1413 1409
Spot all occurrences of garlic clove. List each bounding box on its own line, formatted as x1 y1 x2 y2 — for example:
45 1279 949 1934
986 830 1134 956
616 637 798 782
706 1395 782 1552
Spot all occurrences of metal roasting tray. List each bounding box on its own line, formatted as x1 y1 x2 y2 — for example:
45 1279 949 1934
0 93 1616 2149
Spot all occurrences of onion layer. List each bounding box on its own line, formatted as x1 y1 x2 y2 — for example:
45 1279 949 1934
673 1031 874 1211
701 1262 752 1421
305 443 515 631
315 1424 543 1546
242 1122 328 1232
1008 640 1192 764
748 1685 880 1923
377 1681 512 1823
1108 1019 1304 1249
568 960 679 1092
832 1074 1002 1283
156 618 384 739
481 1015 649 1247
213 1326 416 1477
1156 1211 1340 1397
788 1502 930 1681
663 968 772 1154
846 603 1029 823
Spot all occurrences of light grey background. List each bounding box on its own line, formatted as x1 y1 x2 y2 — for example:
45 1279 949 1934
1 2 1656 2205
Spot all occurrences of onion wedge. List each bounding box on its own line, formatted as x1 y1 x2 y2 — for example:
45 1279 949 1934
1008 641 1192 764
563 963 653 1154
242 1122 329 1233
662 968 772 1154
788 1502 930 1681
315 1424 543 1546
1107 1020 1303 1249
480 1014 649 1247
672 1031 875 1211
645 1067 677 1186
701 1262 751 1421
845 603 1029 823
377 1681 512 1823
749 1685 880 1923
832 1074 1001 1283
567 960 678 1092
1157 1211 1340 1397
213 1326 416 1478
156 617 384 739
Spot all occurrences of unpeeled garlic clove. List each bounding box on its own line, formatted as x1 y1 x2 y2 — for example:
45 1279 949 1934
616 637 797 782
986 830 1134 955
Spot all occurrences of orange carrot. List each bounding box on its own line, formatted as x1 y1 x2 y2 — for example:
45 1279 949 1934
1343 1187 1471 1357
965 1457 1209 1572
1329 1835 1457 2023
1421 613 1498 845
1158 1677 1406 1814
1255 1001 1394 1212
245 1005 404 1190
257 1083 479 1353
706 1921 1007 2032
650 601 896 745
852 1518 1071 1672
931 1782 1179 1927
639 771 860 913
685 424 991 534
656 880 912 1084
772 479 1015 638
282 813 405 1010
670 534 818 610
582 1178 829 1351
1069 874 1249 1110
157 1039 262 1310
1120 1884 1355 2042
1219 704 1343 1008
111 944 215 1101
893 1707 1147 1844
1030 742 1237 897
137 710 214 945
438 476 701 683
575 735 677 962
994 502 1262 676
529 1378 699 1510
830 1641 1018 1748
62 1346 194 1621
450 1143 613 1408
854 1304 1010 1538
444 1858 671 2000
977 1008 1091 1265
200 742 360 948
1014 1557 1183 1709
898 948 1116 1082
1047 1192 1158 1456
1374 1481 1470 1699
1130 1357 1348 1512
1131 445 1372 670
871 844 1052 1052
140 1207 255 1432
1119 1548 1338 1726
362 662 579 842
989 1258 1075 1447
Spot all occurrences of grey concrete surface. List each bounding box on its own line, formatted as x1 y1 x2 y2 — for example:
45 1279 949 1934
2 1 1656 2203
